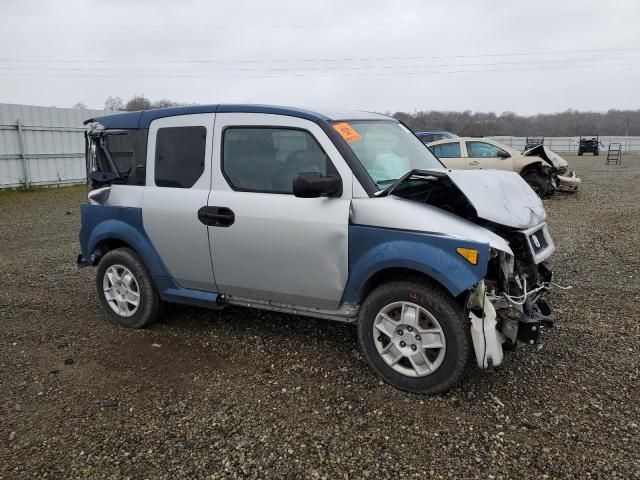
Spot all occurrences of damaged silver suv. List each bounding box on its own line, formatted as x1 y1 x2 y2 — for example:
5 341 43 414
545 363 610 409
78 105 556 394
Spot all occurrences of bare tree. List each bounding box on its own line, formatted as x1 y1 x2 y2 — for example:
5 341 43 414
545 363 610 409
124 94 152 112
72 102 88 109
152 99 183 109
104 96 124 111
104 94 188 111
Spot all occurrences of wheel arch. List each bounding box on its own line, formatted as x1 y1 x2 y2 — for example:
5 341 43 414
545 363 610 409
356 266 470 307
519 160 548 177
343 225 490 306
87 222 169 278
93 237 134 260
80 204 169 278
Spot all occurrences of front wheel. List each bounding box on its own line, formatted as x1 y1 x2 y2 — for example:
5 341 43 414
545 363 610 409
358 280 472 395
522 170 552 198
96 248 161 328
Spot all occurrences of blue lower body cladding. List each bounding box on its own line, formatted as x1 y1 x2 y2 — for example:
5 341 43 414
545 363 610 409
342 224 491 304
79 204 220 308
79 205 490 313
79 204 168 276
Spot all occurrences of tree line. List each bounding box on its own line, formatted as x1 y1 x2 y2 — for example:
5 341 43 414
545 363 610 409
103 94 187 112
392 109 640 136
87 95 640 136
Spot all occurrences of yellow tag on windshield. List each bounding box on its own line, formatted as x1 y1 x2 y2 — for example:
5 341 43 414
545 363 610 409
333 122 361 143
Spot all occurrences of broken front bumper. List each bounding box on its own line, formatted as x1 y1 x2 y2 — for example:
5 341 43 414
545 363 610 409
556 171 581 192
468 261 555 370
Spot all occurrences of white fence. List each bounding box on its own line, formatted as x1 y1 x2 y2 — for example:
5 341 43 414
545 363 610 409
0 103 108 189
490 136 640 152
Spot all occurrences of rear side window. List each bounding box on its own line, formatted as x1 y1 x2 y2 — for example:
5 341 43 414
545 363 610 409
222 127 332 193
430 142 461 158
155 127 206 188
465 141 507 158
94 129 148 185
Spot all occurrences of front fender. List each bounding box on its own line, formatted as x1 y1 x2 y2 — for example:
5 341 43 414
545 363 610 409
342 225 490 303
79 204 169 277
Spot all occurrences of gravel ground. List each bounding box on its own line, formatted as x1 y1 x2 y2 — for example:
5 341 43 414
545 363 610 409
1 154 639 479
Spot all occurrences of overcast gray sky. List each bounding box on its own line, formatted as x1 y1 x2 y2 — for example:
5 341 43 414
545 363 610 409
1 0 639 114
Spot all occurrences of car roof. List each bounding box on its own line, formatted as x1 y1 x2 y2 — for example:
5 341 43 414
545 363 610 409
415 130 458 136
86 104 391 129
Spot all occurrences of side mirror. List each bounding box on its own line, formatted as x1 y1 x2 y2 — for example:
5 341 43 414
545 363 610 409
293 172 341 198
497 150 511 158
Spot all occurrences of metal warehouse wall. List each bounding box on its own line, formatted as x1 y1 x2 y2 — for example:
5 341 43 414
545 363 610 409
0 103 109 189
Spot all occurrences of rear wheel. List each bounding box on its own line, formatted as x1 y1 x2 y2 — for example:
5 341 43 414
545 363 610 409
358 280 471 395
96 248 161 328
522 170 552 198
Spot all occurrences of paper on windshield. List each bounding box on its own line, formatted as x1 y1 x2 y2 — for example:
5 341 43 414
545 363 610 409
332 122 361 143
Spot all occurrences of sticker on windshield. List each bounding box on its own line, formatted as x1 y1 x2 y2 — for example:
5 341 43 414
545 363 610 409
333 122 361 143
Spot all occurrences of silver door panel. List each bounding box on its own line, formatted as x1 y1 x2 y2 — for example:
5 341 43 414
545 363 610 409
142 113 216 291
210 190 349 309
209 113 353 309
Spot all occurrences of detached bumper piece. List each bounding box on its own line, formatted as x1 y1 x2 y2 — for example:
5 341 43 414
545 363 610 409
556 171 581 192
499 295 554 347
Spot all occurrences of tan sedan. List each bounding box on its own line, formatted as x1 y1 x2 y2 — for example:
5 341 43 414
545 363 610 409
427 137 581 197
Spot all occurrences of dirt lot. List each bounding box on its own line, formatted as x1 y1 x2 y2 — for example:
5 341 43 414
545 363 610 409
1 154 639 479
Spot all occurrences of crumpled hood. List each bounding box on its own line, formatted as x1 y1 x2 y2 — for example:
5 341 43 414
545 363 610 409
444 169 546 229
523 145 568 169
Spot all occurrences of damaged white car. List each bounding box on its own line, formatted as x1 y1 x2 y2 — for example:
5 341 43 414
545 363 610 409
78 105 556 394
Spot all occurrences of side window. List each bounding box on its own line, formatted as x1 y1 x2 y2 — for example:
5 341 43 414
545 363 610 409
96 129 148 186
222 127 333 193
465 141 507 158
430 142 461 158
155 126 206 188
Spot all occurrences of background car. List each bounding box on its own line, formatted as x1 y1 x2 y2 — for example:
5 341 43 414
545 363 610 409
414 130 458 144
427 137 581 197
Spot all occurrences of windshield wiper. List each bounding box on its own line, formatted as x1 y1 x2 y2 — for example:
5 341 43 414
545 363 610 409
376 169 447 197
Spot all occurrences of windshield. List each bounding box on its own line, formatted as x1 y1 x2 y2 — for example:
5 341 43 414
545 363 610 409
333 120 444 189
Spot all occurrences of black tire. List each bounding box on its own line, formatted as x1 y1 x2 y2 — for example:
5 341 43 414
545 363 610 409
594 149 599 156
578 150 583 156
522 170 552 198
358 280 472 395
96 248 161 328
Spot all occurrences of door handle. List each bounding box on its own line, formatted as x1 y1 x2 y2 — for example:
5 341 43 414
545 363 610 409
468 161 480 165
198 206 235 227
